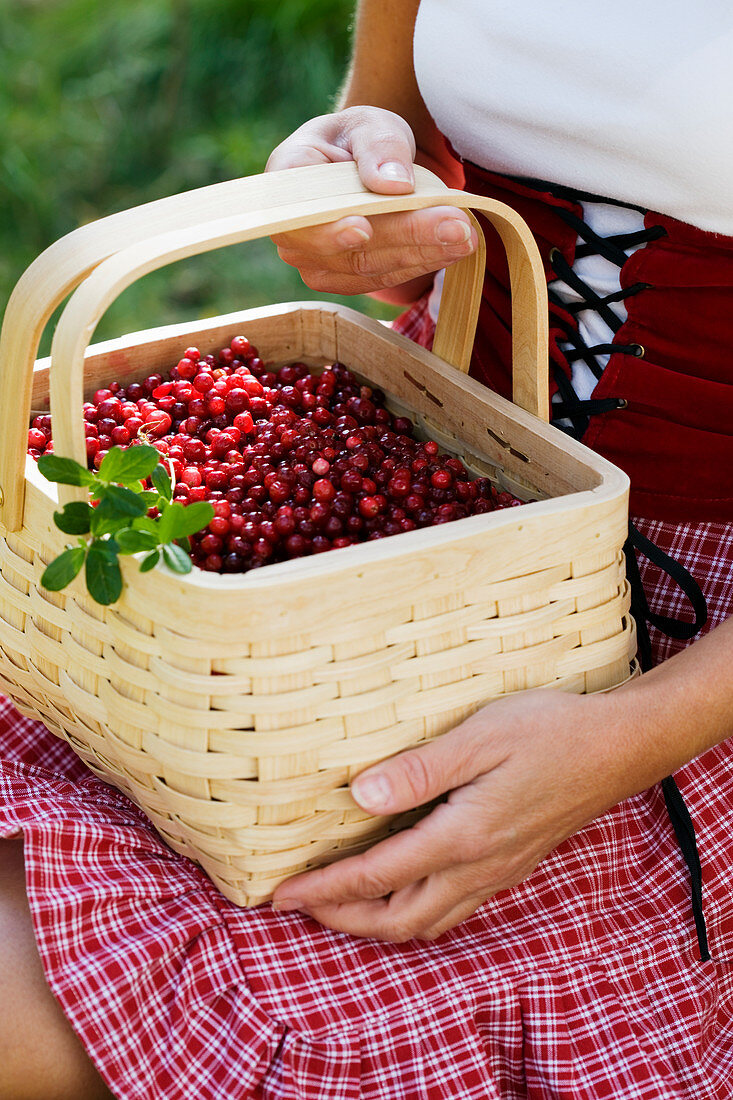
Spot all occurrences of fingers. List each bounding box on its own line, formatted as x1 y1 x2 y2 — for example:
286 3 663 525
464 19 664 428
277 861 496 943
273 802 460 912
269 691 612 941
265 106 476 296
272 777 499 911
266 106 416 194
350 707 508 816
346 109 416 193
271 206 477 295
272 206 473 259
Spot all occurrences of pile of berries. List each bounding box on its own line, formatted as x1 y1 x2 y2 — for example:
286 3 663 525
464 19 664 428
28 335 522 573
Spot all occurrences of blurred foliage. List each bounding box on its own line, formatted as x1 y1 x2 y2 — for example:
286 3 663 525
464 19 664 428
0 0 397 355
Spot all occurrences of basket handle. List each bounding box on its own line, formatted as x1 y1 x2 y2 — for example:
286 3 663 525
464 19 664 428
0 161 548 529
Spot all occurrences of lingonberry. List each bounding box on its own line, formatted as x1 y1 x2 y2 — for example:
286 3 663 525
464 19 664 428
29 335 522 577
230 336 255 359
359 496 381 518
313 478 336 503
144 410 172 437
176 357 197 380
27 428 46 450
110 426 131 446
431 469 453 490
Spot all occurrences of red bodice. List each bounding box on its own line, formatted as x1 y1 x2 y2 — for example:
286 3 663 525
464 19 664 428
462 162 733 523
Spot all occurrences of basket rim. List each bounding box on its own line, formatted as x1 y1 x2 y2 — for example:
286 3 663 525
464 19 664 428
23 457 622 592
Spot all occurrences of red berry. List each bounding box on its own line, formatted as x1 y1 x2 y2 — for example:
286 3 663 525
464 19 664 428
313 478 336 503
193 373 214 394
181 466 202 488
242 377 264 397
27 428 46 450
143 374 164 394
230 336 254 358
176 357 197 380
144 410 172 437
358 496 381 518
209 516 230 538
430 469 453 489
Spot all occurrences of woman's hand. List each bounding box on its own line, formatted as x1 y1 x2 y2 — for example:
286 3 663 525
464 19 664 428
265 106 478 300
271 687 648 941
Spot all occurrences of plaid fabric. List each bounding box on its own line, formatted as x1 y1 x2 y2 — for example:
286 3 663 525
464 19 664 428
393 294 435 352
1 515 732 1100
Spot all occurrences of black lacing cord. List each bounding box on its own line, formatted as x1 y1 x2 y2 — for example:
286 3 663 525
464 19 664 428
546 214 668 436
624 523 710 961
538 191 711 961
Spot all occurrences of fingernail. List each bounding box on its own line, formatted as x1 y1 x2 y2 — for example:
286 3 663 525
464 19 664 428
336 225 371 249
377 161 413 184
272 898 301 912
436 219 471 245
352 772 392 813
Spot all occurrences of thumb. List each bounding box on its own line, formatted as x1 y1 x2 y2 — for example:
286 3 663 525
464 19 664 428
351 720 495 815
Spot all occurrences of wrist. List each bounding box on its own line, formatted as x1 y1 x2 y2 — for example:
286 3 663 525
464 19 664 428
369 272 435 305
587 630 733 804
588 679 676 804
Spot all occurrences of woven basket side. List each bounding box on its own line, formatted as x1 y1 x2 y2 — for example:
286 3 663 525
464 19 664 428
0 509 633 906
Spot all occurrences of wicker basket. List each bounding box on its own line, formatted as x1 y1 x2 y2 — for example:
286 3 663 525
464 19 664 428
0 163 635 905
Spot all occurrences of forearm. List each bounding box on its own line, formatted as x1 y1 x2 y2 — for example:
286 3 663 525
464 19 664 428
338 0 463 187
338 0 463 306
595 617 733 804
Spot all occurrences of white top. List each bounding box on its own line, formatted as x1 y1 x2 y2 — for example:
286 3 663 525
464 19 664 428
413 0 733 235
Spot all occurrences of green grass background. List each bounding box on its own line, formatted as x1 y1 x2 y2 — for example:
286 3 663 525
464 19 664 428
1 0 397 358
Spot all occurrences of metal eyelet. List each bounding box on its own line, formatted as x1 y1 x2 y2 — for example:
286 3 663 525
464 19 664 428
632 344 645 358
549 246 560 264
616 398 629 409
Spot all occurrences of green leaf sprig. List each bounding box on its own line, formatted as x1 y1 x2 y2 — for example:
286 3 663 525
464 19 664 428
38 445 214 605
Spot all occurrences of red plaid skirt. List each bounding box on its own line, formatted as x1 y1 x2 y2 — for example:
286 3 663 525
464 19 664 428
1 510 732 1100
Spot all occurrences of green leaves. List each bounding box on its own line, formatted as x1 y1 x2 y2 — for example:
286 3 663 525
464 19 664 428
98 445 160 483
86 539 123 605
162 542 193 574
41 546 86 591
96 484 148 517
38 454 95 487
53 501 91 535
115 529 159 555
156 500 214 544
150 463 172 500
40 443 214 606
